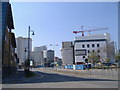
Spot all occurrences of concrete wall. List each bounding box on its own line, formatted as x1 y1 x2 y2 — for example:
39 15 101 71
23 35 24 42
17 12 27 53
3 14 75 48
61 41 73 65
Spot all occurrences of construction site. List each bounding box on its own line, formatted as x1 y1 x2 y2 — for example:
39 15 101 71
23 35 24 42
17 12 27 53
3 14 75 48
61 26 116 70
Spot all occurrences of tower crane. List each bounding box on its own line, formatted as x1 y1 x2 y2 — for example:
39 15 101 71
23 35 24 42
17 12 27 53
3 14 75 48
73 26 108 36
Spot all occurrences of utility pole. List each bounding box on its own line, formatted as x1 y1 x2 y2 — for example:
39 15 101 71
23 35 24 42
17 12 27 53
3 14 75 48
28 26 30 68
25 26 34 74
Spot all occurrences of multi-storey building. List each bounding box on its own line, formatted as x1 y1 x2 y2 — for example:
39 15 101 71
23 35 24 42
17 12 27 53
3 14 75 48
34 46 47 52
43 50 54 67
61 41 74 65
54 57 62 66
31 46 47 66
16 37 32 66
74 33 115 64
1 2 17 78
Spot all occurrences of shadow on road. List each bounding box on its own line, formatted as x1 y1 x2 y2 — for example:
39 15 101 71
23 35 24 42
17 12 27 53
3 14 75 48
8 71 118 84
2 70 26 84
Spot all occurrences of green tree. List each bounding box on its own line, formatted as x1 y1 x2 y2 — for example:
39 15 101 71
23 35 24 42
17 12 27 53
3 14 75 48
105 58 110 69
105 58 111 63
100 42 115 63
88 51 100 65
115 52 120 63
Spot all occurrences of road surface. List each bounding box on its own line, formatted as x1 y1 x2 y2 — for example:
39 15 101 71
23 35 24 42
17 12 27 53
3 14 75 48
2 68 118 88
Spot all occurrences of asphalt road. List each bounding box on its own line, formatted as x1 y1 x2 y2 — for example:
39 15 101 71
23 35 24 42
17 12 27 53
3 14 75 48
2 68 118 88
39 67 118 80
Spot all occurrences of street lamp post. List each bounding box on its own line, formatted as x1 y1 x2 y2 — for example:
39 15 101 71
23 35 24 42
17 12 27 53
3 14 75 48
24 48 27 67
25 26 34 73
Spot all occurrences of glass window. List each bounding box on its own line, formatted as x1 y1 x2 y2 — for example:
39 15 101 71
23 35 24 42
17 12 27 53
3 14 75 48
88 50 90 53
92 50 95 53
82 44 85 48
92 44 95 47
97 44 100 47
87 44 89 48
98 50 100 53
83 56 85 58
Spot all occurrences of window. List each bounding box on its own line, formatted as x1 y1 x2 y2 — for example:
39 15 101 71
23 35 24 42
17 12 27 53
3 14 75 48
87 44 89 48
97 44 100 47
92 50 95 53
83 56 85 58
88 50 90 53
92 44 95 47
75 49 87 56
82 44 85 48
98 50 100 53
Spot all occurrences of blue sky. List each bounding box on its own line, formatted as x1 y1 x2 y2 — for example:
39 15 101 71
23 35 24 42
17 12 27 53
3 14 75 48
11 2 118 57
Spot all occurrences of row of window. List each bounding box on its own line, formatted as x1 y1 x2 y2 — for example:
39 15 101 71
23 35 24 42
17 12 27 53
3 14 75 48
82 44 100 48
87 50 100 53
83 50 100 59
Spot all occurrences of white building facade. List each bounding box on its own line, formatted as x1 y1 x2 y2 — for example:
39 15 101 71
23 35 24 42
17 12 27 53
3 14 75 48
34 46 47 52
43 50 54 67
31 46 47 66
74 33 115 64
16 37 32 66
61 41 74 65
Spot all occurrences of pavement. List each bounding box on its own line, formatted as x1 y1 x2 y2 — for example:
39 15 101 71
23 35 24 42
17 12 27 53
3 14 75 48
2 68 118 88
2 67 118 84
2 69 41 84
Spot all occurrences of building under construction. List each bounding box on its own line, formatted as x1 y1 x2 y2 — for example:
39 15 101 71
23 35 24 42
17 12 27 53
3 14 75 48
61 33 115 65
74 33 115 64
61 41 74 65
